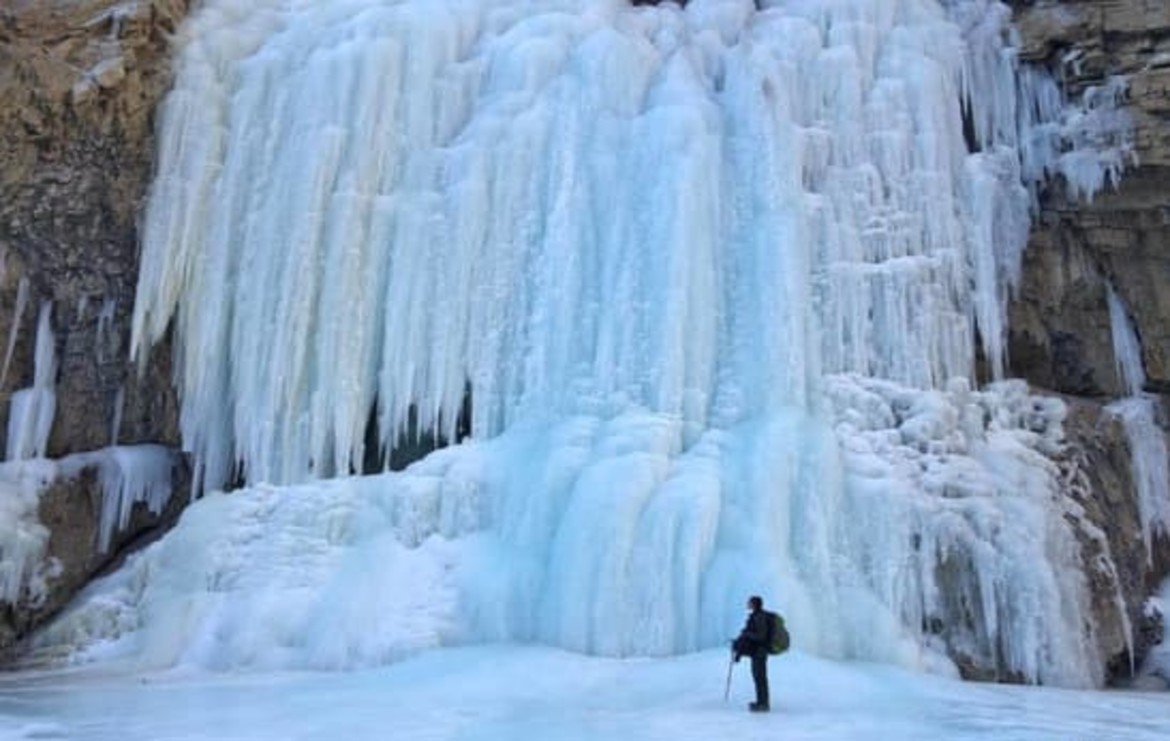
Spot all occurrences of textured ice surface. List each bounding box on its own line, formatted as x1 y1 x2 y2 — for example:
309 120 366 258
3 648 1170 741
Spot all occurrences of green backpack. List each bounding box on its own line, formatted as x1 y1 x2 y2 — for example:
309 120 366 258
767 611 790 655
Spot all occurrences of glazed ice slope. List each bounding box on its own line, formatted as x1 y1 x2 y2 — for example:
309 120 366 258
48 0 1132 686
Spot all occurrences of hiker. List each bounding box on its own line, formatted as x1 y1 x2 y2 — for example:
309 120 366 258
732 594 770 712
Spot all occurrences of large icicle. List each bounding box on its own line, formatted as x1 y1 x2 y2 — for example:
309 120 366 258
1108 284 1145 397
6 303 58 462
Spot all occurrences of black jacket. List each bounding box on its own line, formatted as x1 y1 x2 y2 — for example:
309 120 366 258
735 608 770 658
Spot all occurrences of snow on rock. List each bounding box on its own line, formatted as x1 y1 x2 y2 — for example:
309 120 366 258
1140 580 1170 687
0 446 179 610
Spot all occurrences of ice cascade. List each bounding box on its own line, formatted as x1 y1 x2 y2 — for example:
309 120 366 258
1106 286 1170 562
47 0 1133 685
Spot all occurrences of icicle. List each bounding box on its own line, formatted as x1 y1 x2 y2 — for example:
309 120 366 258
95 297 117 364
1108 398 1170 564
58 445 178 554
6 303 58 461
1105 284 1169 564
110 386 125 446
1108 285 1145 396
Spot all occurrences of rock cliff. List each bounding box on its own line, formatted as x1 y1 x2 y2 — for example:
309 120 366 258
0 0 190 655
1008 0 1170 684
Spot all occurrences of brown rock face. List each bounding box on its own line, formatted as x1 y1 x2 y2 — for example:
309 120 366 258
0 0 188 457
0 0 190 656
1009 0 1170 395
1058 398 1170 683
1008 0 1170 684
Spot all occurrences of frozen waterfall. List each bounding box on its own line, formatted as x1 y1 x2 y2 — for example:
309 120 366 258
41 0 1134 686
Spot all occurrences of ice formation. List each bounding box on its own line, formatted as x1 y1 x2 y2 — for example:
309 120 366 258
0 460 56 605
39 0 1136 685
6 303 58 462
1106 286 1170 562
0 446 177 606
1141 579 1170 684
1108 284 1145 398
59 445 180 554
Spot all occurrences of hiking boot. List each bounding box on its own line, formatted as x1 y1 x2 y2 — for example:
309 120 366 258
748 702 770 713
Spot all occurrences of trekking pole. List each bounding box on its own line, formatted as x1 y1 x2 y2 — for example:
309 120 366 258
723 645 734 702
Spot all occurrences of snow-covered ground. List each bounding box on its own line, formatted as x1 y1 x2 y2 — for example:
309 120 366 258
1 647 1167 741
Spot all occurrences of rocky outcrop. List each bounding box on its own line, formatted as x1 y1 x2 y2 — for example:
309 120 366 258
0 453 189 662
0 0 190 655
1059 398 1170 685
1008 0 1170 684
0 0 188 456
1009 0 1170 395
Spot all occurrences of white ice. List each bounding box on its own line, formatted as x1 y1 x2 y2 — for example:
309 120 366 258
1141 579 1170 683
3 647 1170 741
130 0 1130 492
6 303 58 463
31 387 1095 686
0 460 56 605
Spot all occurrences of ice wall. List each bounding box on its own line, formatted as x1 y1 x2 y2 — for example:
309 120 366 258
90 0 1132 685
133 0 1082 488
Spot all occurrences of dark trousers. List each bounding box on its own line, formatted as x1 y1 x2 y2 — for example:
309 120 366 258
750 654 769 707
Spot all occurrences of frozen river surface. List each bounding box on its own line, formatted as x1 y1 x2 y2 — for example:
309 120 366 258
2 647 1167 740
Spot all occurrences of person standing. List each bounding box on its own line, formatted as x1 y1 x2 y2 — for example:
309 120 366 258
733 595 770 712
